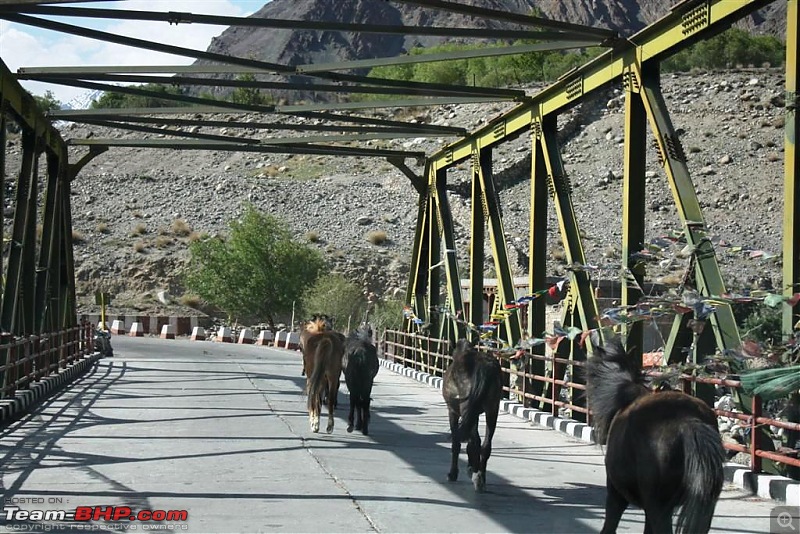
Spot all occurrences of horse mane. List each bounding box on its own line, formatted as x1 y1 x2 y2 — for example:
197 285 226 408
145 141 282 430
305 315 331 334
585 337 648 444
347 325 373 344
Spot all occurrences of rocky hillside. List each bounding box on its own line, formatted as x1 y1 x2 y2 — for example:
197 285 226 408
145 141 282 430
196 0 786 100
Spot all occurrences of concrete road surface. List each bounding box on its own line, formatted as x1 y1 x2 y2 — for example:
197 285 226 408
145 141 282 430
0 336 782 533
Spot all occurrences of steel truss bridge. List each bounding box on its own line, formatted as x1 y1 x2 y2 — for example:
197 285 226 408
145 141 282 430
0 0 797 436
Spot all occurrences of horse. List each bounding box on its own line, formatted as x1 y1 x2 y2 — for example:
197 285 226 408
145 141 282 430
442 338 503 492
343 324 379 435
585 337 725 534
301 316 345 433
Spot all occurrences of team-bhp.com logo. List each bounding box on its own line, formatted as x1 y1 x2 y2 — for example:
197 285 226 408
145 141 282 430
3 506 189 531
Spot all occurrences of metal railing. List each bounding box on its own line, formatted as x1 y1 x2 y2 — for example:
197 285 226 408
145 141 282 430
0 322 95 399
381 329 800 479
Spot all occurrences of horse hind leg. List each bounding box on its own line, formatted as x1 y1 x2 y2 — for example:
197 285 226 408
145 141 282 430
347 393 356 433
466 429 480 476
474 401 500 492
360 397 371 436
600 477 629 534
326 379 339 433
446 408 461 482
354 395 364 431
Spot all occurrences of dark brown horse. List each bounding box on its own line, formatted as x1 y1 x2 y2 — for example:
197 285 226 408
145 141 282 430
442 339 503 492
343 325 379 435
302 316 344 433
586 337 725 534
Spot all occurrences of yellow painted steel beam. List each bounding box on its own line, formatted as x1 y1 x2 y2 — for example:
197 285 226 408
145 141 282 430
635 63 741 354
427 172 441 335
538 115 599 336
620 65 648 356
785 0 800 337
432 167 466 341
473 147 522 345
428 0 773 172
405 184 430 331
469 162 485 342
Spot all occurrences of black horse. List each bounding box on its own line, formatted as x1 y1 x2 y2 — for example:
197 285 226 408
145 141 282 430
343 325 379 435
442 339 503 492
585 337 725 534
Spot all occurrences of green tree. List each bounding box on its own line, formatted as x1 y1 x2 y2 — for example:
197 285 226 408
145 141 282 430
369 296 405 334
90 83 190 109
230 73 271 106
33 90 61 112
184 206 325 327
301 273 366 331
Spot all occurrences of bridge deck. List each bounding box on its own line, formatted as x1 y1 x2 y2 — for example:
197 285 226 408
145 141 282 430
0 336 780 533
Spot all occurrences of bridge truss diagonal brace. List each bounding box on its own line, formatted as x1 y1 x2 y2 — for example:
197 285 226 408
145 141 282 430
633 63 741 358
472 145 522 346
430 166 466 341
537 115 600 340
405 176 431 332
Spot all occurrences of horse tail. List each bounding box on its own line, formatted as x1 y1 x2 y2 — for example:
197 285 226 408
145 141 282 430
307 337 333 411
676 421 725 534
456 358 500 442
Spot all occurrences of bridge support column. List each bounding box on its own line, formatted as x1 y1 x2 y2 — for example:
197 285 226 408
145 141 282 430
785 0 800 338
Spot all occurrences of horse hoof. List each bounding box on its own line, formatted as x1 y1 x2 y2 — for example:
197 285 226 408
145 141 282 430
447 472 458 482
361 428 369 436
472 472 486 492
346 425 354 433
326 425 334 434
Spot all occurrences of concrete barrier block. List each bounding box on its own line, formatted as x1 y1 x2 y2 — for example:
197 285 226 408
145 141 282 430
255 330 274 346
129 322 144 337
160 324 176 340
238 328 254 344
110 320 127 335
190 326 206 341
217 326 233 343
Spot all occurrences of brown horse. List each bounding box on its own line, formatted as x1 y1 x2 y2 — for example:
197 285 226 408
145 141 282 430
302 316 344 433
442 339 503 492
586 337 725 534
300 314 333 376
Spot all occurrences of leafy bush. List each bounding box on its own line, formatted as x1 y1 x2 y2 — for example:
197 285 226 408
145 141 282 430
301 273 366 330
663 28 784 72
184 205 326 326
740 306 783 344
369 296 406 333
91 83 192 109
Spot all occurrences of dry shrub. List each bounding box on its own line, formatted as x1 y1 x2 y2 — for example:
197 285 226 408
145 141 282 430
95 222 110 234
367 230 388 245
305 230 320 243
171 218 192 237
133 240 146 253
131 223 147 236
72 230 85 243
179 294 202 308
154 236 173 248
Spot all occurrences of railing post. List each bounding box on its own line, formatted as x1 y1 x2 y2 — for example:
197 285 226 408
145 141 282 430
751 394 763 474
552 355 562 417
2 334 16 398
